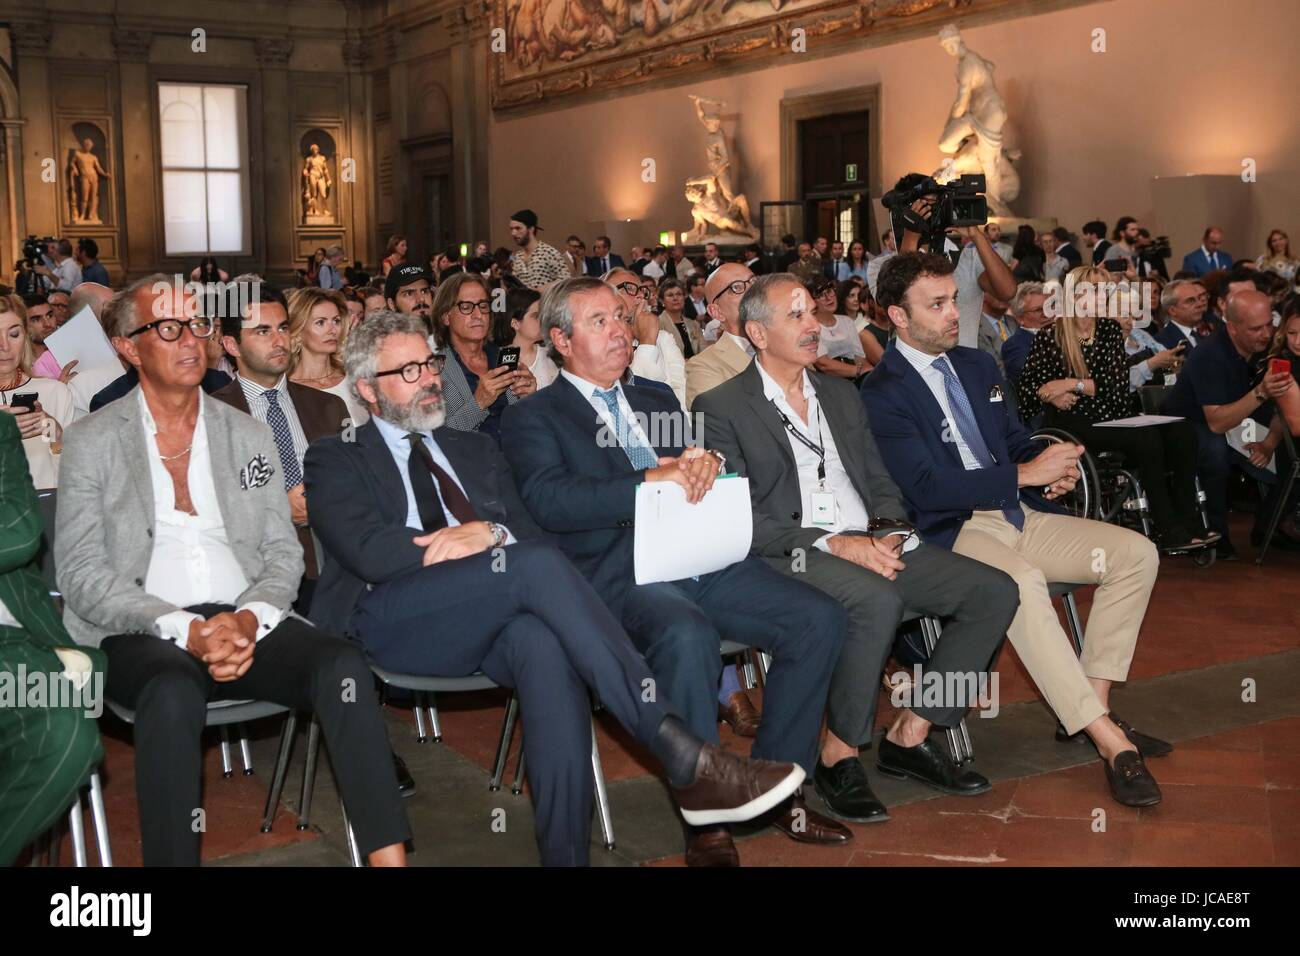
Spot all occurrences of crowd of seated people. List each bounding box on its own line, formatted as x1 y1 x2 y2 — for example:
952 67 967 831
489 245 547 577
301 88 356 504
2 204 1297 868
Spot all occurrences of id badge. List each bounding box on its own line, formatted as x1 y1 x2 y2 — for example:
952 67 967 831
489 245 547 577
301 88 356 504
810 489 836 526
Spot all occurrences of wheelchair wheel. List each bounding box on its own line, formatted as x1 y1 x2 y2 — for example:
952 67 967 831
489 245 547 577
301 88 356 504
1192 547 1216 568
1030 428 1101 520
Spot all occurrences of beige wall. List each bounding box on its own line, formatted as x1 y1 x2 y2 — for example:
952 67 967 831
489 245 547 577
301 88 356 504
489 0 1300 262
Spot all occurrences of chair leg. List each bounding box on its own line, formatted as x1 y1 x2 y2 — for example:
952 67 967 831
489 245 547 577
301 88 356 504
426 694 443 743
511 732 527 795
413 692 429 743
87 771 112 867
219 725 234 778
757 650 771 686
590 719 615 851
260 713 298 833
1061 593 1085 656
740 656 757 690
490 693 519 791
342 803 363 868
297 718 322 831
1254 466 1298 566
238 723 255 775
920 617 971 765
67 790 87 867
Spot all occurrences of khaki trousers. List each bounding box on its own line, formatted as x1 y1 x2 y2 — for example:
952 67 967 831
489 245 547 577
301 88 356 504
952 510 1159 734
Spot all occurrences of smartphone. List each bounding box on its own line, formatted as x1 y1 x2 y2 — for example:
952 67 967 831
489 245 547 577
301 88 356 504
1103 259 1128 274
1270 357 1292 377
1173 340 1188 354
497 346 521 370
10 392 37 413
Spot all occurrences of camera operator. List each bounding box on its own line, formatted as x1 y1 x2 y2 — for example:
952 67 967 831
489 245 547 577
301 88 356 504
886 173 1017 351
31 238 82 292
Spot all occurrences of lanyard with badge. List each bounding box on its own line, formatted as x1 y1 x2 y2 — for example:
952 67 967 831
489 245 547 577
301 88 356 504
771 401 836 526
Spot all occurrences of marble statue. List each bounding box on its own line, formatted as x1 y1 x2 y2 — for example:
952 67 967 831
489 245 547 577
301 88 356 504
302 143 333 221
684 95 757 241
68 139 111 224
935 24 1020 216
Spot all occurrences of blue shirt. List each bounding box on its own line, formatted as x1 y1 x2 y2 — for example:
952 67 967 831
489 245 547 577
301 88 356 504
371 413 516 541
81 260 110 286
1123 326 1164 390
1162 325 1268 427
318 262 343 290
1000 328 1036 386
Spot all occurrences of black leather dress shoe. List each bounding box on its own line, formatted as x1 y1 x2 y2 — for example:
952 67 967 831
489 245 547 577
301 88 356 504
767 795 853 844
1109 712 1173 758
1054 722 1091 745
876 737 991 796
814 757 890 823
1105 750 1161 807
393 751 416 797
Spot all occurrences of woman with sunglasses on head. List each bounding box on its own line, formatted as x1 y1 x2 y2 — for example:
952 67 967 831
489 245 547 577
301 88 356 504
431 273 536 440
807 276 866 380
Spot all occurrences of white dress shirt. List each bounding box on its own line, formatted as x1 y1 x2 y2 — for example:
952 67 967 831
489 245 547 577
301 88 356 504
370 413 514 542
642 260 666 280
628 331 687 409
755 361 877 553
561 369 657 455
893 337 983 471
52 257 82 291
141 390 282 649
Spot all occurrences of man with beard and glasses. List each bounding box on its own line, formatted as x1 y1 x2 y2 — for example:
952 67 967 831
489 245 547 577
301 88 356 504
304 310 808 866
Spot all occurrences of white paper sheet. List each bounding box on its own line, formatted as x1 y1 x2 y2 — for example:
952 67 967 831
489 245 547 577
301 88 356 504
1094 414 1185 428
43 306 120 372
1225 419 1276 474
633 475 753 585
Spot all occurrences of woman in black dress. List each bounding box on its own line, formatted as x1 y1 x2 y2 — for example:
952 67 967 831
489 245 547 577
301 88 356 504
1017 267 1215 552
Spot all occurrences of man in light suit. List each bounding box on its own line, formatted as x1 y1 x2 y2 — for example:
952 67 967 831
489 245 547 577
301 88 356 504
1181 226 1231 277
54 275 412 866
695 274 1016 821
584 235 625 277
501 276 849 866
684 263 756 409
861 253 1169 808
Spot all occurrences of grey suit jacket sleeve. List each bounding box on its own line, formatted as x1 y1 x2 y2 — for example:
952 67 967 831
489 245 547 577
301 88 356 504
54 423 185 637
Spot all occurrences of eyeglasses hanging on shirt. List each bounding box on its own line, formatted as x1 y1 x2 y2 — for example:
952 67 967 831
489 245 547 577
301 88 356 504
770 400 836 526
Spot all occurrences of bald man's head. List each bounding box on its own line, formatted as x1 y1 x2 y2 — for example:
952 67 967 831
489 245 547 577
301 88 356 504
1225 289 1275 357
70 282 114 328
705 262 755 335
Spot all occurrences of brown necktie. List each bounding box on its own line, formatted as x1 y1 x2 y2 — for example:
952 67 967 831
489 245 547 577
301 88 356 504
405 433 478 529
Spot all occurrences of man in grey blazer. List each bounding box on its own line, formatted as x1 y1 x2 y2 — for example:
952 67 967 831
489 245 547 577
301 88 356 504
54 275 411 866
695 273 1019 822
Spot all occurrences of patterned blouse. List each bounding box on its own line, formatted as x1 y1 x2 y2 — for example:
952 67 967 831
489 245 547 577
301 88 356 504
511 240 570 291
1016 318 1134 423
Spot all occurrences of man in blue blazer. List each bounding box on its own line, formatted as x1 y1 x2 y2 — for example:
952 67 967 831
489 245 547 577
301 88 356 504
305 310 808 867
861 252 1169 808
584 235 625 277
1180 226 1231 277
500 276 849 866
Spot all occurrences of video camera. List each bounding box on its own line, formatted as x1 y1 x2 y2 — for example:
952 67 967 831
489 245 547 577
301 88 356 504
22 235 53 267
1138 235 1172 265
882 173 988 252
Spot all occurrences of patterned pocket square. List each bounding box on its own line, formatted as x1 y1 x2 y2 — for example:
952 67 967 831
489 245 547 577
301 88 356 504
240 453 275 490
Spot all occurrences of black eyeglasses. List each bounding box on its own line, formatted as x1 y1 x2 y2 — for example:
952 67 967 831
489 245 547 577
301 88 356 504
709 276 756 305
127 317 215 341
376 354 446 383
454 300 491 315
613 281 649 299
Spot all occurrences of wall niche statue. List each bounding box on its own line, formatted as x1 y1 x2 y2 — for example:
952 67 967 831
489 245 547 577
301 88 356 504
66 123 112 225
300 130 337 224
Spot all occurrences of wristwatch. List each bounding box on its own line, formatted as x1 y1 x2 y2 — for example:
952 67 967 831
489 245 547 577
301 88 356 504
487 522 508 548
709 450 727 474
1253 386 1267 404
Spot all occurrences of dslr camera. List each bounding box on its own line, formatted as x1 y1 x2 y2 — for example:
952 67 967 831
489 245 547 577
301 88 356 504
882 173 988 252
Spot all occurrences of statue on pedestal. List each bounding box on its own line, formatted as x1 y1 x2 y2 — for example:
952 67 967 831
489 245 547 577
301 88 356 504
68 138 110 224
684 95 757 242
302 143 334 222
934 25 1020 216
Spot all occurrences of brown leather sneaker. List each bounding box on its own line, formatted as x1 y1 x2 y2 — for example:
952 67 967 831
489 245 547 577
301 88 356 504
672 744 805 827
718 690 761 738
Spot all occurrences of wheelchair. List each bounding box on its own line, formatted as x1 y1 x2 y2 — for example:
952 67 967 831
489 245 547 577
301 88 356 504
1029 390 1217 569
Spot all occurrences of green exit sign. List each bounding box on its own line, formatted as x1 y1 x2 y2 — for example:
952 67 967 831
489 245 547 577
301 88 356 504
845 163 859 182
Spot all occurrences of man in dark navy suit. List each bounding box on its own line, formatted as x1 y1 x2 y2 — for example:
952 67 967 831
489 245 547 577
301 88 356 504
304 310 807 867
861 252 1169 808
583 235 625 277
1181 226 1232 277
500 277 848 866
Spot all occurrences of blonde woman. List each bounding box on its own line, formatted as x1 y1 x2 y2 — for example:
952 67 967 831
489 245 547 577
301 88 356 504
287 287 368 425
0 295 76 489
1256 229 1298 281
1017 267 1214 552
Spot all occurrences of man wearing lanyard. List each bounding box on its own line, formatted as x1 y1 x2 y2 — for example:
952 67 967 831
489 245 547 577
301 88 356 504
697 274 1018 822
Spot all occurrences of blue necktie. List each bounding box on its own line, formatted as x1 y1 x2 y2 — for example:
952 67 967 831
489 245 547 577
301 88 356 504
930 357 1023 530
595 387 658 471
263 389 302 490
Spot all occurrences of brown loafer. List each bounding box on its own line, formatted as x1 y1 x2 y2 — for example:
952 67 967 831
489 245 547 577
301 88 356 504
671 743 805 827
718 690 761 738
683 824 740 867
768 795 853 845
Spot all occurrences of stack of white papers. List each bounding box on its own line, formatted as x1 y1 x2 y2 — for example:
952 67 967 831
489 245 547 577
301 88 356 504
633 476 753 585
